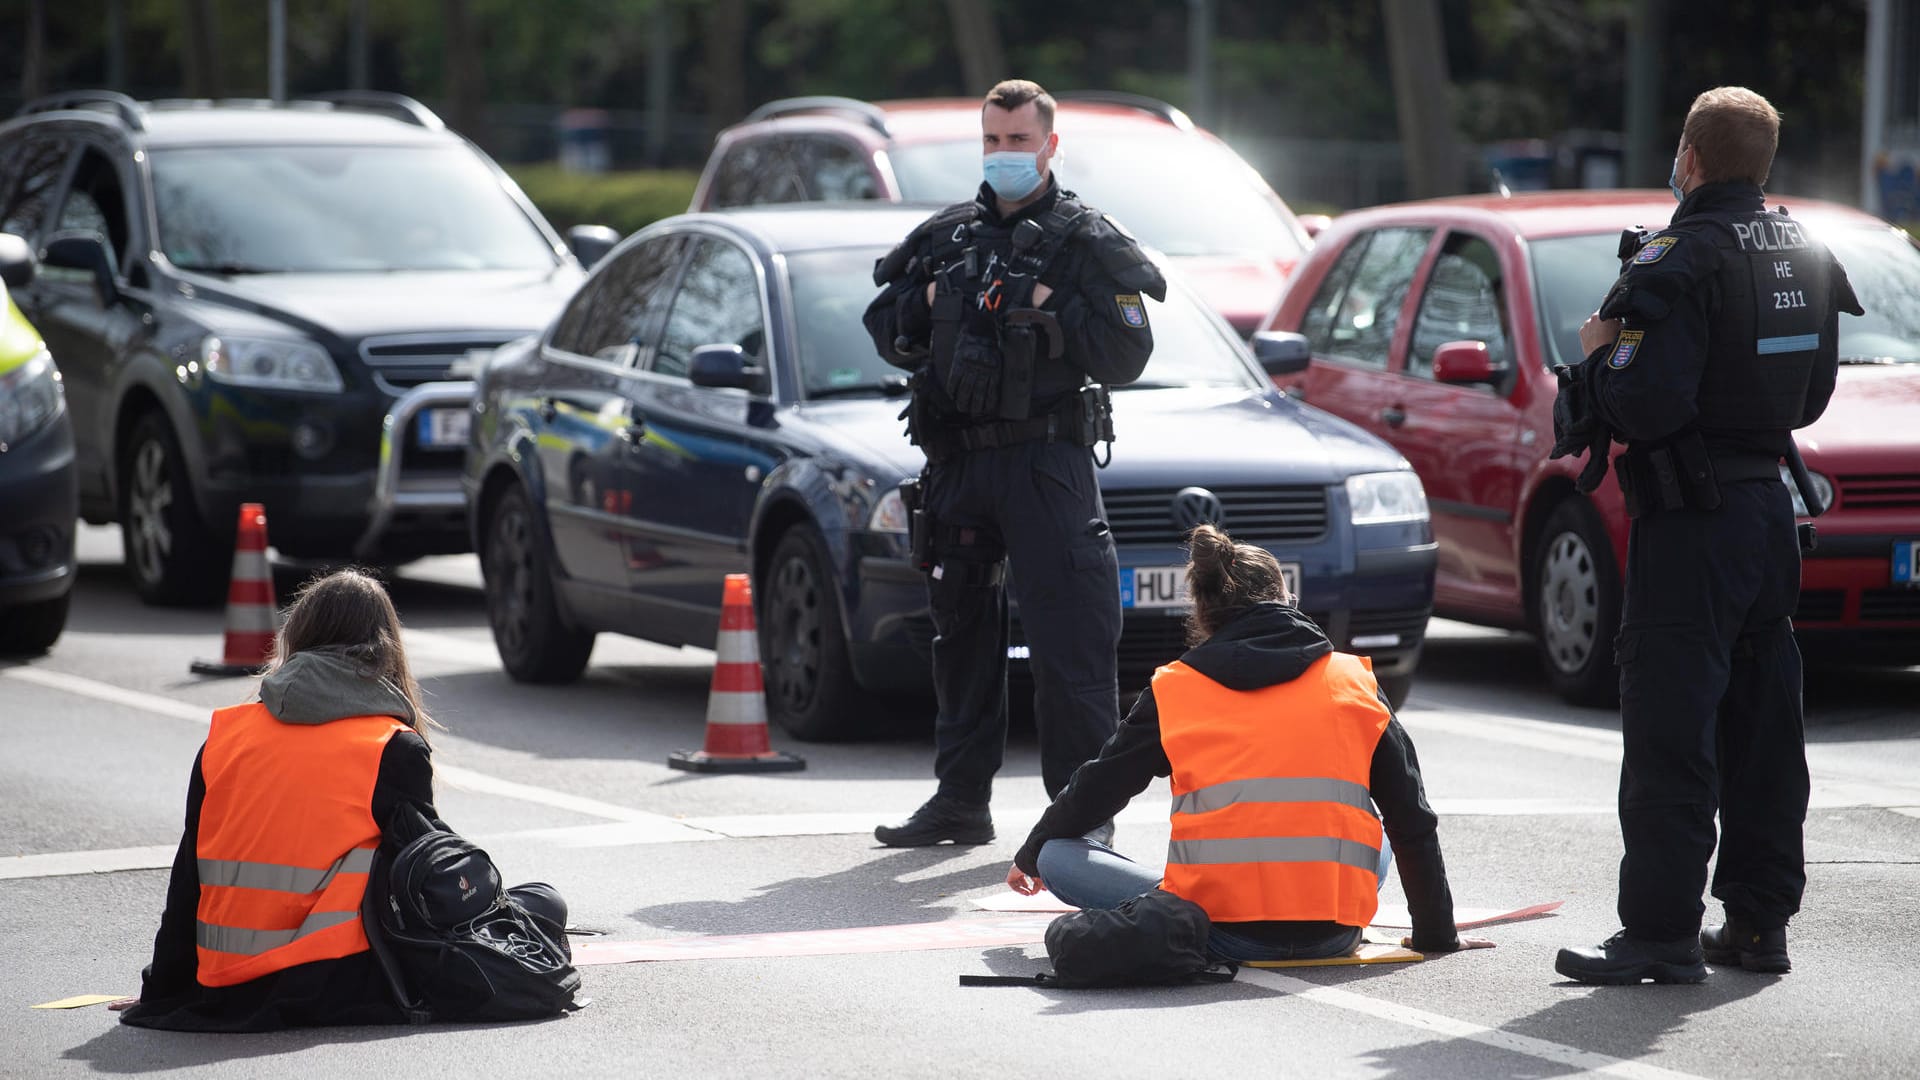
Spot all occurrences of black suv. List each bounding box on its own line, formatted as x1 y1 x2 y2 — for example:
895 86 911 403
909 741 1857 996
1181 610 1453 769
0 91 615 603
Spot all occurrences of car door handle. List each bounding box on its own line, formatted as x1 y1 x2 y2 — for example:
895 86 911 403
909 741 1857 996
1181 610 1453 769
536 397 558 423
1380 406 1407 428
618 421 647 447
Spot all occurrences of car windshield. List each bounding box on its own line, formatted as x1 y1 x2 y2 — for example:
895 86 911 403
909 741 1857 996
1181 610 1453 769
784 247 1261 399
888 134 1304 260
150 145 558 273
1531 225 1920 368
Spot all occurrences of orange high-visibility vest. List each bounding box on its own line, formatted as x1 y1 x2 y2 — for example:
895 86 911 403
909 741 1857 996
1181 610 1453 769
195 702 406 987
1155 652 1390 927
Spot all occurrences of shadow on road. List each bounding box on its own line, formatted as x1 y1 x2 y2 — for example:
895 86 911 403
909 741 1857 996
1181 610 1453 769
60 1021 431 1074
629 846 1005 934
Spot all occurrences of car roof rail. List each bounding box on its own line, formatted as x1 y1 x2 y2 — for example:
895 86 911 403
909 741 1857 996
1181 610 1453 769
15 90 146 132
301 91 446 132
1053 91 1193 132
744 96 890 137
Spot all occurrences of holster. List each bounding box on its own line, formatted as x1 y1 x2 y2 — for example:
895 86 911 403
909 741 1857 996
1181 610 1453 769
1076 383 1115 449
900 477 933 573
999 323 1035 421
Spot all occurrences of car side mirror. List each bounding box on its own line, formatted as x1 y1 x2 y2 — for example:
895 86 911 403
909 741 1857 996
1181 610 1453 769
0 232 36 288
1432 340 1502 386
688 343 764 391
566 224 620 270
42 232 118 304
1297 214 1333 241
1251 331 1311 376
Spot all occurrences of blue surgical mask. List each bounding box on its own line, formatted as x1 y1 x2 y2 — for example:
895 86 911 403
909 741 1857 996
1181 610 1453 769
1669 157 1686 202
983 151 1043 201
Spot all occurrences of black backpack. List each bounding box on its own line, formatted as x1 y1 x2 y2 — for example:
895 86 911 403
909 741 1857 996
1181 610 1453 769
961 889 1238 989
364 805 581 1023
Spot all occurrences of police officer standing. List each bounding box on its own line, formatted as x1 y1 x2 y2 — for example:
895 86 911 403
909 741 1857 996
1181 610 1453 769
864 79 1164 847
1552 87 1862 984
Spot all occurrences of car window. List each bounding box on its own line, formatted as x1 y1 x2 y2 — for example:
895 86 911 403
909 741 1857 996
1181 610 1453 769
655 238 765 381
1299 237 1371 350
54 148 132 264
1407 233 1510 378
790 137 877 201
1304 226 1431 370
0 137 71 241
1824 226 1920 364
551 235 688 364
709 138 805 208
150 145 556 273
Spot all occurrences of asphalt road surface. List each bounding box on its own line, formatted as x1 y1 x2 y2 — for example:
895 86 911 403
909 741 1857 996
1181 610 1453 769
6 526 1919 1078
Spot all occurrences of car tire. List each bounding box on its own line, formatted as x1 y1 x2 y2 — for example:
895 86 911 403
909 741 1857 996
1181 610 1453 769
481 482 594 684
119 413 224 607
0 592 70 656
1377 672 1414 712
1532 498 1622 707
760 526 876 742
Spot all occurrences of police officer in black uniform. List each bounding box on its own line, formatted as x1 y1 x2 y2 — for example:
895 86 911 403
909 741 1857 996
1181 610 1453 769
863 79 1164 846
1553 87 1862 984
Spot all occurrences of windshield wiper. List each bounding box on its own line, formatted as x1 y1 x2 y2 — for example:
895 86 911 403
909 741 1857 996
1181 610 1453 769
806 375 911 401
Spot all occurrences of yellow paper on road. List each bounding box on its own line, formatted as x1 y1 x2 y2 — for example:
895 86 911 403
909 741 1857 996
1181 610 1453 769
32 995 123 1010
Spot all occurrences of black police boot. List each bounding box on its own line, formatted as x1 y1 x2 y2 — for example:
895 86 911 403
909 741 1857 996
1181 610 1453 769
874 795 994 847
1084 819 1116 848
1554 930 1709 985
1701 920 1790 974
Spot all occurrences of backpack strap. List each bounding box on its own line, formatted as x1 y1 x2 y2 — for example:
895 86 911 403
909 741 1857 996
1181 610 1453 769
957 974 1049 987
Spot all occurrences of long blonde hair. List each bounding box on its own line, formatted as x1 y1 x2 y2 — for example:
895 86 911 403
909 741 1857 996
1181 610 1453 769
271 569 437 740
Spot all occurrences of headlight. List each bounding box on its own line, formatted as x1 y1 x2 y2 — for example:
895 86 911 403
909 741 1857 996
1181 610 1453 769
202 335 343 392
1777 463 1833 517
867 486 910 534
0 350 64 450
1346 470 1429 525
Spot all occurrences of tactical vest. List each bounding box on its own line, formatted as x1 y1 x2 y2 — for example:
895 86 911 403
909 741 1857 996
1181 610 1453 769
1671 209 1835 432
195 702 406 987
1154 652 1390 928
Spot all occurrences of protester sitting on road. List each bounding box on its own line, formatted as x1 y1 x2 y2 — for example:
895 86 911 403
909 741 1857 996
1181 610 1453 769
112 569 565 1031
1004 525 1489 961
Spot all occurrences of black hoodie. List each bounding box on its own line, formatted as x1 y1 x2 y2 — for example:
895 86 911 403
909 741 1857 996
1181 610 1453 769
1014 602 1461 952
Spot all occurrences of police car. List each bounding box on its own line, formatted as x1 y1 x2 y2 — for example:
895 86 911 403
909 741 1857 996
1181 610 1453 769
466 205 1436 740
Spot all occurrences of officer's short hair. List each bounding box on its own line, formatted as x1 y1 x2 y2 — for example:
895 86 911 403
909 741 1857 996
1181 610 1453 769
1683 86 1780 186
984 79 1055 133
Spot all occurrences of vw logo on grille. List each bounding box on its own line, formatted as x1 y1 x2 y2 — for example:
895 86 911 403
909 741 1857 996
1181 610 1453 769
1170 487 1225 531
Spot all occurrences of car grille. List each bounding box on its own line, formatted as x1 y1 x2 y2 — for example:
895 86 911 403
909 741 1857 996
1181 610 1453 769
1835 474 1920 511
1102 485 1329 547
359 334 518 389
1793 589 1845 623
1860 589 1920 623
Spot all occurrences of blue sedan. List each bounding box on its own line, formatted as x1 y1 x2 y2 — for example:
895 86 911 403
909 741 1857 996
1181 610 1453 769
464 205 1436 739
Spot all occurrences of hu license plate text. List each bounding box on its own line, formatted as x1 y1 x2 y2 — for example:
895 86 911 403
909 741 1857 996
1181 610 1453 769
1121 563 1301 609
417 407 471 449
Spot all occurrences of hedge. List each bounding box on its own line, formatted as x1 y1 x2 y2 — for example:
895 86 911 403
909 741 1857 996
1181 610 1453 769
506 165 701 237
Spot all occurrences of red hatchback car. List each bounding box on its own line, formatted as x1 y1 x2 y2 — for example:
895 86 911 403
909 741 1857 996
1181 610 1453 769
690 94 1312 335
1266 191 1920 704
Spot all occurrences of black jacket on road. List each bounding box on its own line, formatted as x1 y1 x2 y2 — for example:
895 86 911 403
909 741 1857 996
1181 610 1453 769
1014 603 1462 953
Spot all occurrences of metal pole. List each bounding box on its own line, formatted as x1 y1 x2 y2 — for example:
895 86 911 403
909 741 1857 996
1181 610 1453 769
268 0 287 102
1624 0 1667 188
107 0 128 91
350 0 371 90
1862 0 1892 211
647 0 672 166
1187 0 1213 127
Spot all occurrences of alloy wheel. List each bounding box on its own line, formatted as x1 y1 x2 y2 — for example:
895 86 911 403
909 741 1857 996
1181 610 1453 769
1540 529 1601 675
767 553 824 714
126 439 173 587
487 505 535 654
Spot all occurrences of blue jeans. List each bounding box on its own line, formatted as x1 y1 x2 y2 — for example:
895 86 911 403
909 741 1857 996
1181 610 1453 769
1035 834 1394 963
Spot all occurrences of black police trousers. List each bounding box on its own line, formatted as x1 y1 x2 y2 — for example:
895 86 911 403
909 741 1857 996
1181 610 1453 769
1614 478 1810 940
920 438 1122 802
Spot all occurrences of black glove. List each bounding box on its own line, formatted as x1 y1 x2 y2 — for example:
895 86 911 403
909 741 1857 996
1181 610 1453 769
1549 363 1594 460
944 301 1003 416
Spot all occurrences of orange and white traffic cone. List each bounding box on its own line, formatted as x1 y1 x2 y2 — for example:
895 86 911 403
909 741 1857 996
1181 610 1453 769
190 503 279 677
668 573 805 773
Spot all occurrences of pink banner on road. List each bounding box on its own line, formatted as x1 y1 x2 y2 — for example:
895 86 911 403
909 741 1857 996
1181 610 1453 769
572 915 1057 966
969 893 1563 930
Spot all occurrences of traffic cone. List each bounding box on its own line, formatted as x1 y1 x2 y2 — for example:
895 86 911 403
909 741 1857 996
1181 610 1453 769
190 503 279 677
668 573 805 773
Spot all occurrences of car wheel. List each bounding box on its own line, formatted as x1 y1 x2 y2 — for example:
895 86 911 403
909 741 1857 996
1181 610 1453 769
1532 498 1622 707
0 592 70 656
1377 672 1413 712
760 526 875 742
119 413 224 606
482 483 593 684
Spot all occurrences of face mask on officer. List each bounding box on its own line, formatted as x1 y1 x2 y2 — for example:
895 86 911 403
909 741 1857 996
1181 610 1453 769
980 110 1058 202
1669 144 1692 202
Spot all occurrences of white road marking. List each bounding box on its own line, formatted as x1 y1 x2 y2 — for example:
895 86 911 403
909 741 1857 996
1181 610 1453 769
0 845 178 880
1240 968 1713 1080
2 666 213 725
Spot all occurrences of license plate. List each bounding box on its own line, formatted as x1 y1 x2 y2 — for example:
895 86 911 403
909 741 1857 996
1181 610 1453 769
1896 540 1920 587
416 407 471 449
1120 563 1301 609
